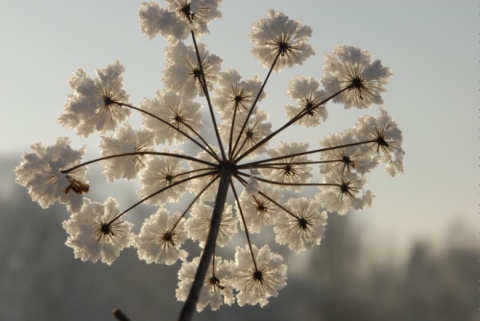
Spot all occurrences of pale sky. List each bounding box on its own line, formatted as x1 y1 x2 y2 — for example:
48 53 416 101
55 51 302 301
1 0 478 262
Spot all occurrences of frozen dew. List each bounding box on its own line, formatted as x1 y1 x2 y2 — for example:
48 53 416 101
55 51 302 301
321 45 393 109
176 256 235 311
100 124 154 181
62 198 133 265
237 186 280 234
163 41 222 97
15 137 88 212
249 9 315 71
285 76 328 127
137 148 188 205
273 197 328 253
233 244 287 307
186 203 238 247
58 61 130 137
16 1 404 319
139 0 222 41
141 90 203 145
135 208 188 265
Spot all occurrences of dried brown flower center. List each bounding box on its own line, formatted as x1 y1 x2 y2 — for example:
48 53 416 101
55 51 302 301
253 270 263 283
208 275 225 290
298 217 308 229
162 231 175 246
256 204 266 213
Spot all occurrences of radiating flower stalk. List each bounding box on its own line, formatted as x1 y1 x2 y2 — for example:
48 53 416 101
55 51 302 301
15 1 404 321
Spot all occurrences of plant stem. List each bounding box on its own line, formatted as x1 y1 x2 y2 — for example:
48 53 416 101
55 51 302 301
235 85 353 163
230 52 280 160
61 151 216 174
120 102 220 161
177 166 232 321
190 30 226 161
112 309 130 321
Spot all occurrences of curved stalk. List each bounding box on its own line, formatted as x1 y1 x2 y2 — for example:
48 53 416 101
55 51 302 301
171 177 218 231
238 139 377 169
120 102 220 161
230 52 281 159
230 179 258 270
246 160 337 169
61 151 216 174
235 85 354 163
190 30 226 161
235 175 299 220
236 172 340 188
109 170 217 224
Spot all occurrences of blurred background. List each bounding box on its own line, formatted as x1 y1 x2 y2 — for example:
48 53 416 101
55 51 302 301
1 1 478 320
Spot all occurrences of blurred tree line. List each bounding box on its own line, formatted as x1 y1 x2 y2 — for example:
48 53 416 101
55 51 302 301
0 157 476 321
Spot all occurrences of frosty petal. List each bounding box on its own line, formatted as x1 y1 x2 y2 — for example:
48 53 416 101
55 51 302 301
58 61 130 136
322 45 392 109
135 208 188 265
99 124 154 181
176 256 235 311
273 197 328 253
259 141 312 191
141 90 203 145
139 0 222 41
237 186 280 234
285 76 328 127
316 171 373 215
212 69 266 121
233 244 287 307
354 107 405 176
163 41 222 97
186 203 237 247
250 10 314 71
137 149 188 205
62 198 133 265
15 137 88 212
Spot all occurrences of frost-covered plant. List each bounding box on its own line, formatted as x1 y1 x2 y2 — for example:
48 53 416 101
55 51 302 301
15 1 404 321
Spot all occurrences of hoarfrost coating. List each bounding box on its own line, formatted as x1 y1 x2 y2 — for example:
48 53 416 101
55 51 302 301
15 0 404 316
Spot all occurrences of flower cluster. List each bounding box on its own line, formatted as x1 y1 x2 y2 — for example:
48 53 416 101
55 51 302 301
15 0 404 318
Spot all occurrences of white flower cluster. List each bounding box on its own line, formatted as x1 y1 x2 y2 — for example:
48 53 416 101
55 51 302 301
15 0 404 316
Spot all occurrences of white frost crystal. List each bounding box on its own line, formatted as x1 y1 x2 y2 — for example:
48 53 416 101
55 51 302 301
17 1 404 312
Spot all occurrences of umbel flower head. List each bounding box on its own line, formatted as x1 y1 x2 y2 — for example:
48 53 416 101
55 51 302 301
15 137 88 212
15 1 404 320
139 0 222 41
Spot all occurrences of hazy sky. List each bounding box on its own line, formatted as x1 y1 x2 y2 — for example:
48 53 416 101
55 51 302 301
0 1 477 261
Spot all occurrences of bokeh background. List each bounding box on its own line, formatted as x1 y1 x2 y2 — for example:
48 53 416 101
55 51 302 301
0 1 478 320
